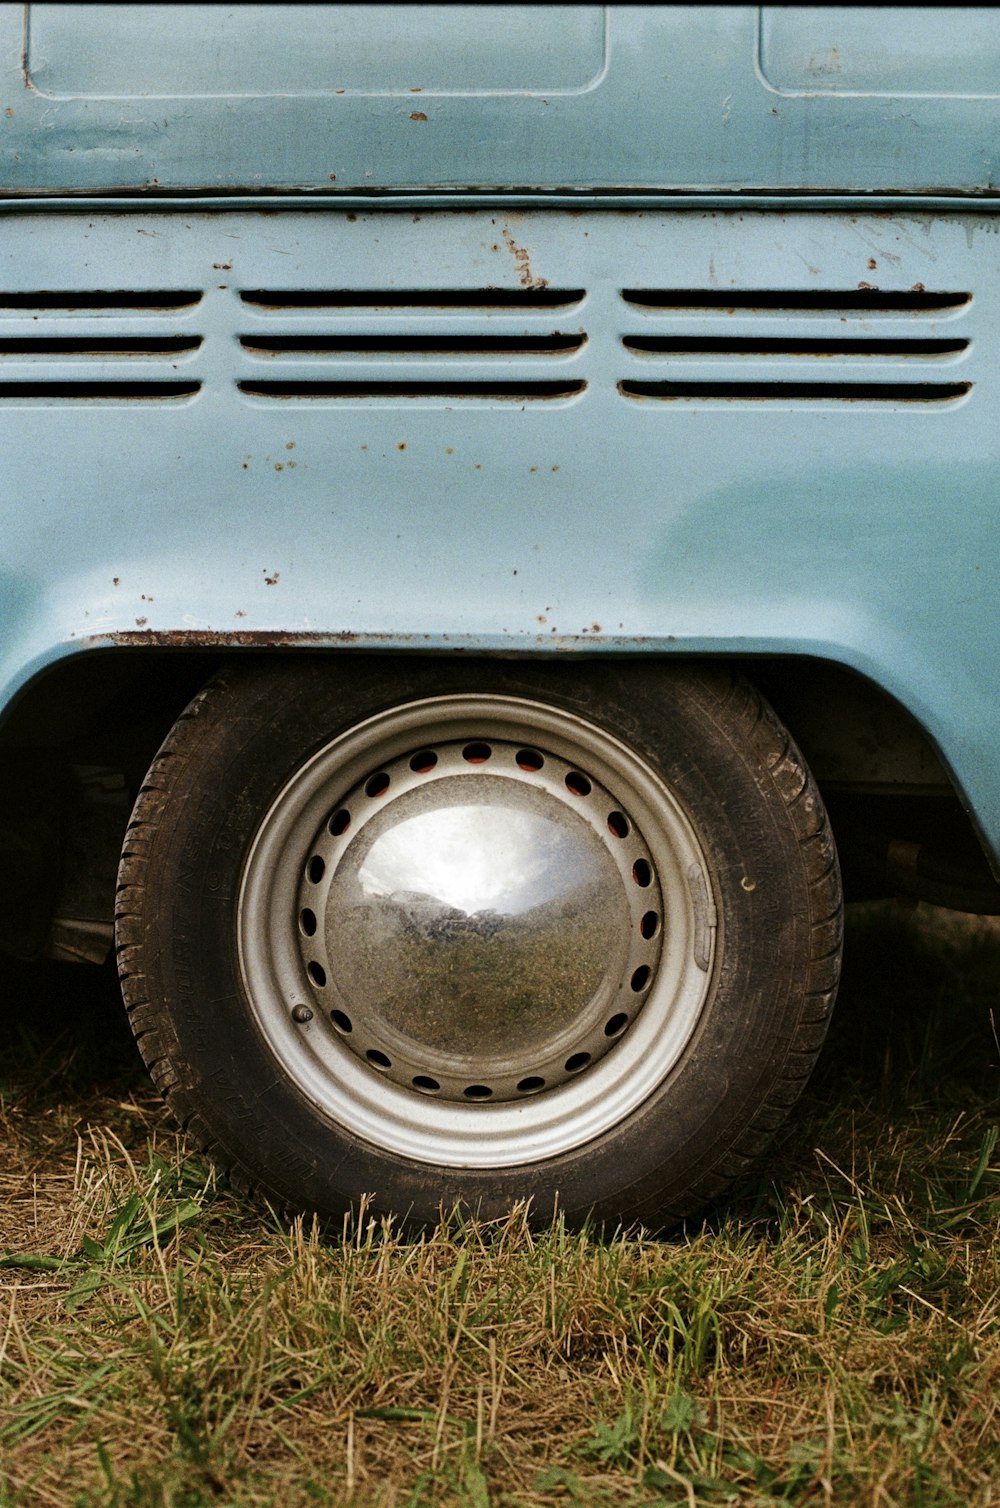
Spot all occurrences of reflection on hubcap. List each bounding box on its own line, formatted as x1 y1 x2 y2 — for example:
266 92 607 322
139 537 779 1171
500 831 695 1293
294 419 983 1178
297 741 663 1101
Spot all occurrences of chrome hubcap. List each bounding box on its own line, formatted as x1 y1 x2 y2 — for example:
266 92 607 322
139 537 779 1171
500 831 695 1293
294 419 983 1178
296 739 663 1103
239 694 717 1168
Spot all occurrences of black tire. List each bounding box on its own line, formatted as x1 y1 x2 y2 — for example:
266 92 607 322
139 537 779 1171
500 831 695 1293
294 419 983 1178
115 658 841 1229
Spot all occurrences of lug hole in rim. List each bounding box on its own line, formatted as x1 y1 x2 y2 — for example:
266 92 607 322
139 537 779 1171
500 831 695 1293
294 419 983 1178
412 1075 441 1093
565 771 592 797
517 1075 546 1094
409 750 438 774
631 965 651 993
330 1009 352 1034
462 742 492 764
565 1052 591 1074
367 1049 392 1070
307 855 325 884
365 773 390 798
307 961 326 987
640 910 659 939
604 1013 629 1037
329 809 351 836
516 748 544 771
608 811 630 838
299 908 317 937
464 1084 493 1099
632 858 652 887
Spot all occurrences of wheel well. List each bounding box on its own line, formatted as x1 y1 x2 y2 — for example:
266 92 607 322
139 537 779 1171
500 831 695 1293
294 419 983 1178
0 647 957 788
0 647 995 962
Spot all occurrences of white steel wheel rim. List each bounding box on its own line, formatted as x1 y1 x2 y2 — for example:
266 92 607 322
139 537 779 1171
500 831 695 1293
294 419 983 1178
238 694 718 1169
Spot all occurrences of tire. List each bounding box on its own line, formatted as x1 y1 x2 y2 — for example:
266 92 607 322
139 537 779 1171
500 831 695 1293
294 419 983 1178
115 658 841 1229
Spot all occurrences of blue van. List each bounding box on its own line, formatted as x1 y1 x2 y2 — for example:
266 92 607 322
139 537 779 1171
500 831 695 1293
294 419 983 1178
2 6 998 1226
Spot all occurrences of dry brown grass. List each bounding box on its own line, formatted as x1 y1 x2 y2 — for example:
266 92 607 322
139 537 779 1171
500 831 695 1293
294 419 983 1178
1 902 998 1506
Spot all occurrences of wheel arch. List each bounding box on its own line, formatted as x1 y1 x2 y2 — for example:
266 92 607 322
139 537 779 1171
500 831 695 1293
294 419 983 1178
0 644 993 963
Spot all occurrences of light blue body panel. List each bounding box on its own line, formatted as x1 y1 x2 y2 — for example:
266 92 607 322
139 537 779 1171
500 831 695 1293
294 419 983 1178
3 6 1000 195
2 204 999 855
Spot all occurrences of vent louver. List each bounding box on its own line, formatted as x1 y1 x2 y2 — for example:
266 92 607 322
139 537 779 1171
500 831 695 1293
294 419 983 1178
240 289 585 310
621 290 971 313
620 288 972 404
0 291 202 310
0 291 203 401
237 288 588 402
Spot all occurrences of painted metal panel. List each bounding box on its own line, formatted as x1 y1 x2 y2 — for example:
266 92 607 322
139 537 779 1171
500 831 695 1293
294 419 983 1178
3 7 1000 194
1 206 999 856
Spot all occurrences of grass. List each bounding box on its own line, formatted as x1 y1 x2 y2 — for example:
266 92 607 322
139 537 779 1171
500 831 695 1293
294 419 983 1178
0 902 998 1506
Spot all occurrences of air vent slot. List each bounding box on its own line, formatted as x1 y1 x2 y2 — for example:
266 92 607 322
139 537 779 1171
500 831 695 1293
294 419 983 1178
620 380 971 403
0 337 203 356
238 380 585 401
0 381 200 400
240 334 586 356
0 291 202 311
240 289 585 310
622 289 970 313
623 336 967 358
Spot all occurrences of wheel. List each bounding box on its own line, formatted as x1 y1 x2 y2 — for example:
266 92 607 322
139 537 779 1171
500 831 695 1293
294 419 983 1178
116 658 841 1229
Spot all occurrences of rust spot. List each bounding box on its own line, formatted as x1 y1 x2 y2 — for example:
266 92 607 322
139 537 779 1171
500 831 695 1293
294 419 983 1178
501 227 548 290
410 87 423 93
474 464 481 470
4 108 12 119
329 173 337 182
288 460 297 468
109 629 363 649
537 614 547 624
347 214 358 223
410 111 428 122
857 281 876 290
103 626 662 652
551 465 559 472
397 441 407 451
529 465 538 473
264 570 279 586
112 577 120 587
444 447 454 455
135 617 148 627
140 594 154 602
591 622 602 632
274 462 284 471
285 441 295 450
912 281 926 292
867 258 877 270
235 610 247 619
242 463 248 470
212 260 233 271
